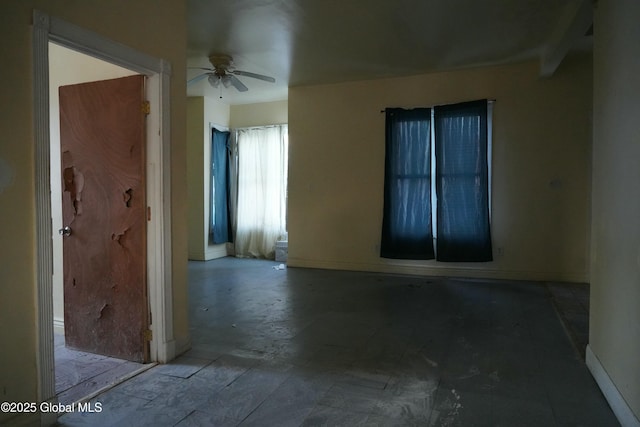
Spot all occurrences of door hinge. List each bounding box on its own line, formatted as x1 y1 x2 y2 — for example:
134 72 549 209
147 206 151 221
142 101 150 115
143 329 153 341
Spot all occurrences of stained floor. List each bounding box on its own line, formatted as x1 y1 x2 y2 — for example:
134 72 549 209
55 332 150 406
546 282 590 359
58 257 618 426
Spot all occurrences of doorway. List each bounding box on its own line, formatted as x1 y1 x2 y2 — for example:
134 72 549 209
33 10 174 412
49 44 152 404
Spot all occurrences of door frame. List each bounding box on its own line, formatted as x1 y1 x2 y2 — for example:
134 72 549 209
32 10 174 408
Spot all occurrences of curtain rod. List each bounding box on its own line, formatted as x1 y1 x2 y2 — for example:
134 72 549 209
380 99 496 113
234 123 288 131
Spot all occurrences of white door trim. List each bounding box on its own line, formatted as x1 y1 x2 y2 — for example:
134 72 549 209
32 10 174 410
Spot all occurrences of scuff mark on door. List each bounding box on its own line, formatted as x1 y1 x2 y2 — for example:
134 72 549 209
123 188 133 207
111 227 131 248
62 164 85 216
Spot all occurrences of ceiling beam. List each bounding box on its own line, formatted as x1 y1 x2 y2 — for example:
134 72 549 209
540 0 593 78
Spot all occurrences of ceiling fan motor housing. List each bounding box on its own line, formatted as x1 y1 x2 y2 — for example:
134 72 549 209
209 54 234 74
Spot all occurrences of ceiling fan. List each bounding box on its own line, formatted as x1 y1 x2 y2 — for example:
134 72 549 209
187 54 275 93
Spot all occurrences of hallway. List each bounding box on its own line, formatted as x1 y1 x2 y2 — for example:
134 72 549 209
58 257 618 426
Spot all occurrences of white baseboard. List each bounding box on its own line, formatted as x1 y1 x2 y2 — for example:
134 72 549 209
286 257 589 283
190 244 230 261
204 244 228 260
586 345 640 427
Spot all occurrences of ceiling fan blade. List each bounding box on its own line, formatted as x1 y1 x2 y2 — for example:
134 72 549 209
228 75 249 92
232 70 276 83
187 73 211 85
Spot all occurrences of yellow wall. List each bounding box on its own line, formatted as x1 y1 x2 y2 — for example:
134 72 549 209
230 100 288 128
0 2 187 422
288 55 592 282
590 0 640 419
187 96 231 260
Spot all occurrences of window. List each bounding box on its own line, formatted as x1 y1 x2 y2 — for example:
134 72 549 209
234 124 288 258
381 100 492 262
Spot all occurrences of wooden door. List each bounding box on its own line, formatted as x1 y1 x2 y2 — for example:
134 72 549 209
59 75 149 363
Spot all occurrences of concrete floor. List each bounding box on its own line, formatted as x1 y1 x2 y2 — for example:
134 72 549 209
58 257 618 426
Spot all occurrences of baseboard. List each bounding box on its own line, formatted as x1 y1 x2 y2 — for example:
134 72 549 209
586 345 640 427
190 245 230 261
286 257 589 283
204 244 228 260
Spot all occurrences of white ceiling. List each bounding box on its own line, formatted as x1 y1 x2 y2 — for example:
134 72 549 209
187 0 593 105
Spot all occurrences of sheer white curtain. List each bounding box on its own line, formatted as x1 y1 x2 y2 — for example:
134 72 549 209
234 125 288 258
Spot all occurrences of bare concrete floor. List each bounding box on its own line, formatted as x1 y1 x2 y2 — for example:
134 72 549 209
57 257 618 426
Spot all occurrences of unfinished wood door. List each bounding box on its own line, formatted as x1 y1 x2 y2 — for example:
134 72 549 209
59 75 149 363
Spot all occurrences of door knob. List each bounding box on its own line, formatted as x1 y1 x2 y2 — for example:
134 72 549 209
59 226 72 237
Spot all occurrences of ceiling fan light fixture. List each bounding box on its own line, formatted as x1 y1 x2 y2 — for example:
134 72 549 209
208 74 221 88
187 54 275 94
